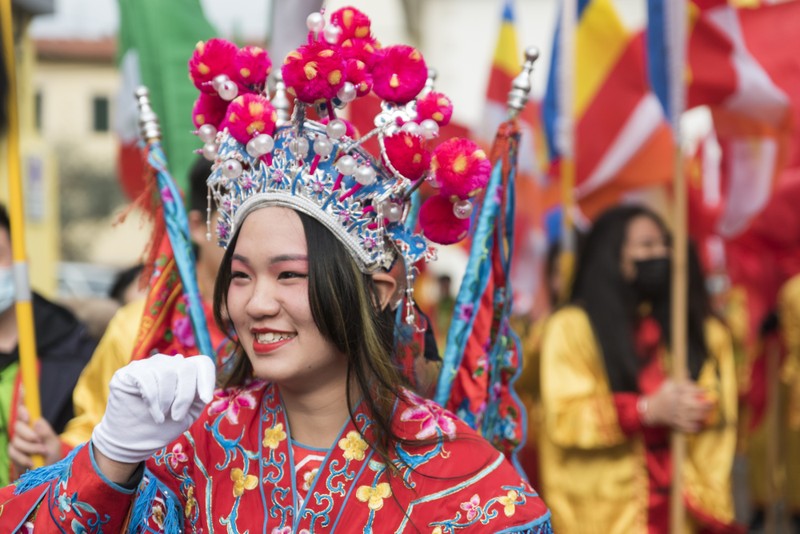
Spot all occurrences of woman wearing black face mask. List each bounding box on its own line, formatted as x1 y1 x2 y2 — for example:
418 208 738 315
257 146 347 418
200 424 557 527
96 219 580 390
537 205 740 533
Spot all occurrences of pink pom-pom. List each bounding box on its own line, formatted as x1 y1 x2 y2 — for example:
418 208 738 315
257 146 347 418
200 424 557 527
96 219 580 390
233 46 272 89
220 94 277 144
345 59 373 97
372 45 427 104
281 42 346 103
416 91 453 126
419 194 470 245
188 38 238 93
382 132 431 181
330 6 374 42
319 117 360 138
340 38 381 67
192 93 228 129
432 138 491 199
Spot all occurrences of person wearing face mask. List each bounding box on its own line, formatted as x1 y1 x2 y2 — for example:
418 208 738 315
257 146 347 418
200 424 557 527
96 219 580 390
0 203 96 486
538 204 740 533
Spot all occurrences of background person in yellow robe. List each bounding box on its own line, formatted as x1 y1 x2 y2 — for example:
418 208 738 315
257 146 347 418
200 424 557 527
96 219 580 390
539 205 740 533
776 273 800 530
746 273 800 532
515 239 567 489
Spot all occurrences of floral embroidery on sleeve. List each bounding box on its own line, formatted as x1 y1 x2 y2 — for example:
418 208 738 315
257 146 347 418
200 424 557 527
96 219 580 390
167 443 189 469
497 489 519 517
400 390 458 440
460 494 481 521
208 387 257 424
231 468 259 497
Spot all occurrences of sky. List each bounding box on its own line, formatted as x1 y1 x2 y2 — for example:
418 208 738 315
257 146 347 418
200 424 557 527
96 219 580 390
30 0 272 41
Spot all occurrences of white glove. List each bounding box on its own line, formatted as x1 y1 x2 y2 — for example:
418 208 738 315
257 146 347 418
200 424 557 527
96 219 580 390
91 353 216 464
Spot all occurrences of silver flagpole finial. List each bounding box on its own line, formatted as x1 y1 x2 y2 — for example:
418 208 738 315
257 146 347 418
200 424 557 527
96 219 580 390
507 47 540 119
135 86 161 144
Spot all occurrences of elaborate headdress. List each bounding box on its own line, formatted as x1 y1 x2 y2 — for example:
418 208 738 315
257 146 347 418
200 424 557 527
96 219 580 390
189 6 490 322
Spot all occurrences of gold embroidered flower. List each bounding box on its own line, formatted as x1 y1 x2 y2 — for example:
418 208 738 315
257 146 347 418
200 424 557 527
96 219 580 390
184 486 197 518
263 423 287 449
355 482 392 511
338 430 368 461
432 528 443 534
497 490 519 517
231 468 259 497
302 468 319 491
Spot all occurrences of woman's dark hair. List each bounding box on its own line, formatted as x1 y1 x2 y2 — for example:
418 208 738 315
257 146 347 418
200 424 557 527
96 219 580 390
569 204 710 391
213 209 409 467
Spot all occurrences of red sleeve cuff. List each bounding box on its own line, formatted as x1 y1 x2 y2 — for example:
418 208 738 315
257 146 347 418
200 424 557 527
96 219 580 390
613 393 643 436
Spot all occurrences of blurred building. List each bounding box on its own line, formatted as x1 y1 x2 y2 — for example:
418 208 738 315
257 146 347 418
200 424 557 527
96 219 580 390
32 35 150 297
0 0 59 296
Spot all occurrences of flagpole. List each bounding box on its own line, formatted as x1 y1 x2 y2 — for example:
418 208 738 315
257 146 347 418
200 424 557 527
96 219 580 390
0 0 44 468
670 126 688 534
558 0 577 303
667 1 689 532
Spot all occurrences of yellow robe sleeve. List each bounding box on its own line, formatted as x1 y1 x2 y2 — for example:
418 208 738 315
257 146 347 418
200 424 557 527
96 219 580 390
59 299 145 447
778 274 800 429
540 306 627 449
683 317 739 527
515 317 546 452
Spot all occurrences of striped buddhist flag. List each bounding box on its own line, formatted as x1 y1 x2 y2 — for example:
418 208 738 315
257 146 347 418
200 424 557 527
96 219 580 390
543 0 674 220
477 0 547 183
476 0 554 318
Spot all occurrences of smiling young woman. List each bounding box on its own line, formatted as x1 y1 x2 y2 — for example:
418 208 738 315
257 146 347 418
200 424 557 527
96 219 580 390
0 6 552 533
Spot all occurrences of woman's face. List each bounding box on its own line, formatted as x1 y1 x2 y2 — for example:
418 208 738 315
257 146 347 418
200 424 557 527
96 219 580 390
620 215 669 282
226 206 347 393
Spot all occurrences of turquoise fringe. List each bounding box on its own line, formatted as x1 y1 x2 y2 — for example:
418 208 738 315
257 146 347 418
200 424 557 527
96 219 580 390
126 469 182 533
13 443 84 494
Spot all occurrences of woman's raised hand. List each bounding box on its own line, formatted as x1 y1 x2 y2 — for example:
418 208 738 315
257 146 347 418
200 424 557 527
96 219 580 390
643 379 714 433
91 354 215 481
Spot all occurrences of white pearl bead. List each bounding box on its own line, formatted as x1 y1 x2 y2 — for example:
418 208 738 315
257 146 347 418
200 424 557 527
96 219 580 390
355 165 377 185
222 159 243 179
289 137 310 158
246 134 274 157
313 136 334 158
202 143 219 161
306 12 325 33
373 112 390 127
337 82 356 103
324 24 342 44
453 199 474 219
336 155 357 175
212 74 229 90
197 124 217 144
383 202 403 222
420 119 439 139
401 122 421 136
427 174 441 188
218 80 239 101
326 119 347 140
